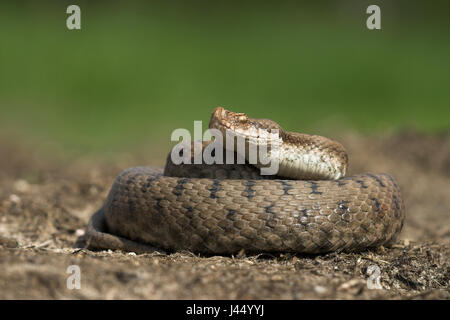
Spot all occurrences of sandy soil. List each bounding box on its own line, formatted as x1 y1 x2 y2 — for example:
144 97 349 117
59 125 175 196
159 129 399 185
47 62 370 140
0 130 448 299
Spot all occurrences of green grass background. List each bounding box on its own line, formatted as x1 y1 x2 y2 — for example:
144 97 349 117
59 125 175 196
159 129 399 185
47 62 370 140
0 1 449 153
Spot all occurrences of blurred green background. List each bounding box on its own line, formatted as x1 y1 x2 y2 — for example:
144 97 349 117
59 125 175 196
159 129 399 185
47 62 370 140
0 0 449 154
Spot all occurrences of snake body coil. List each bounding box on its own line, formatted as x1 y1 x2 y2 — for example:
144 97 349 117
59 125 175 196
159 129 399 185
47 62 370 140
85 107 405 254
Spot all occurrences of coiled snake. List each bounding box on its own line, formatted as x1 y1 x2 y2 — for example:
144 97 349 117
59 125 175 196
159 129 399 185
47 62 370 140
84 107 405 254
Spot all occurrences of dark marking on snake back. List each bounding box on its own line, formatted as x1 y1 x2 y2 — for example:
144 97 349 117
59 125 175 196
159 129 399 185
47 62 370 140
356 179 369 189
385 174 399 189
393 195 401 218
226 209 236 219
280 180 292 195
174 178 189 197
145 175 160 189
338 200 350 212
367 173 386 187
335 179 347 187
209 179 221 199
155 198 163 211
371 198 381 212
245 180 256 198
308 181 322 194
124 176 136 192
184 206 194 219
125 171 142 188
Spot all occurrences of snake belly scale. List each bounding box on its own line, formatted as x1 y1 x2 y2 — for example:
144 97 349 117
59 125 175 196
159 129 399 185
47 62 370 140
84 107 405 254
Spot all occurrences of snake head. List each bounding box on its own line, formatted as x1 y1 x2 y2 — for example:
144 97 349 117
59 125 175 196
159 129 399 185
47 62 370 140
209 107 286 144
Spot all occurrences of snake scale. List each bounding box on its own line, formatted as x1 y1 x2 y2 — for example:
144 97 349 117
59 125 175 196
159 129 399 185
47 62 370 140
84 107 405 254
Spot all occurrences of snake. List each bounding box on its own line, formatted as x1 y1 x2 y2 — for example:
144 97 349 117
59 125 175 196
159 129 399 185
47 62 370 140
83 107 405 254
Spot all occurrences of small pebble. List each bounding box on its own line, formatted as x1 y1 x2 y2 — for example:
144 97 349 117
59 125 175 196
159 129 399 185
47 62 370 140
9 194 21 204
13 180 30 193
314 285 327 294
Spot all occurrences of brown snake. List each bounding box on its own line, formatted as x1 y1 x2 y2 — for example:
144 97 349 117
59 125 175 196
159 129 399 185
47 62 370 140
84 107 405 254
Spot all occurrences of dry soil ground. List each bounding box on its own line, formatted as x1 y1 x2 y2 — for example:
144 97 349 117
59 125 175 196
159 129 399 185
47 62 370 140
0 130 448 299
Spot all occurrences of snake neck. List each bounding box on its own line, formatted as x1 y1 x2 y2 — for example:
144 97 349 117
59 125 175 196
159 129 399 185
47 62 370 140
251 133 347 180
